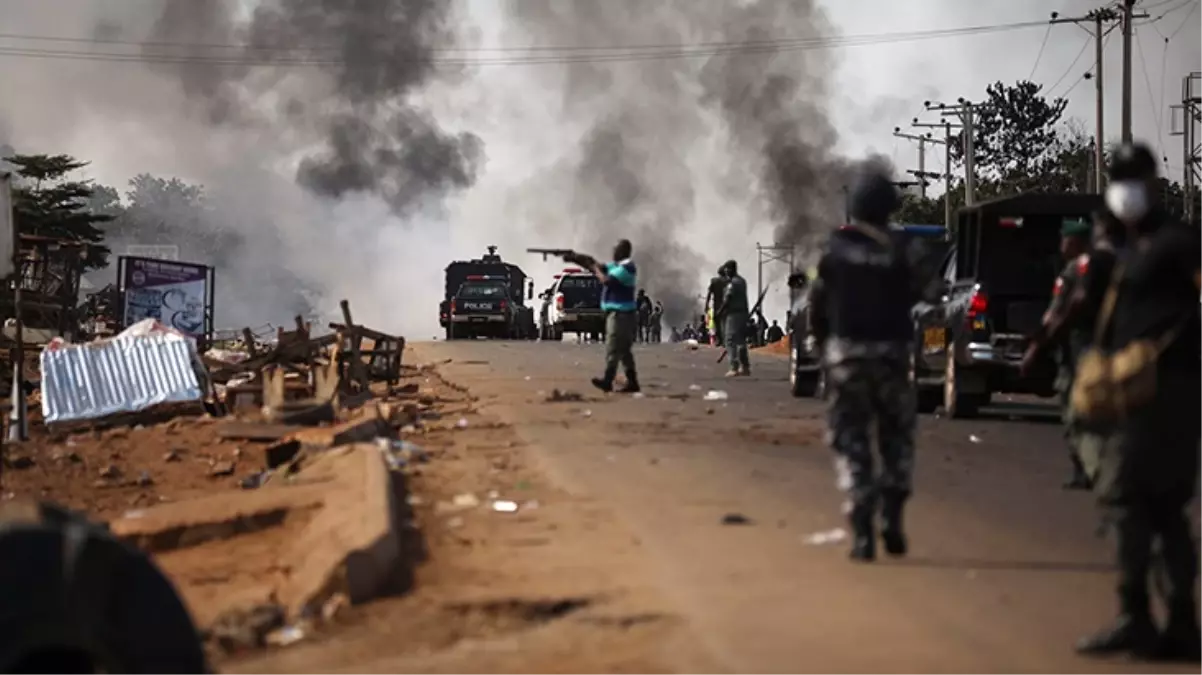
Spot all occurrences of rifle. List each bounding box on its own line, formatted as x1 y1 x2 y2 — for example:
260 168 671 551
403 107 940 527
717 284 770 363
526 248 598 269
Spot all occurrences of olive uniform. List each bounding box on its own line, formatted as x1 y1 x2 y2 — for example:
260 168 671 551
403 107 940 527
720 262 751 376
1043 218 1094 489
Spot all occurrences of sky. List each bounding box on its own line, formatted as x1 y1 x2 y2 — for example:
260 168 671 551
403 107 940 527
0 0 1198 333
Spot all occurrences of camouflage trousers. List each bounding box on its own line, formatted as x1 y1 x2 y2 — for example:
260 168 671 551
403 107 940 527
826 357 917 511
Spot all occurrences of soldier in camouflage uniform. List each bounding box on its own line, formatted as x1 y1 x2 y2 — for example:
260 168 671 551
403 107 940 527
1045 217 1094 489
808 166 928 562
719 260 752 376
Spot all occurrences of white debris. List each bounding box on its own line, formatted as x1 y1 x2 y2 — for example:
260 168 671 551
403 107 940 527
969 434 982 444
455 417 469 429
703 390 729 401
452 493 480 508
685 339 700 350
582 409 593 418
688 384 702 391
632 392 646 399
491 500 520 513
265 625 306 648
803 528 848 545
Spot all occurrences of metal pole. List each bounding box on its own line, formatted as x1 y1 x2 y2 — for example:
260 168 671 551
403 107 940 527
8 190 24 443
755 243 763 305
1094 14 1106 191
917 138 927 199
944 123 953 227
964 105 977 206
1120 0 1135 143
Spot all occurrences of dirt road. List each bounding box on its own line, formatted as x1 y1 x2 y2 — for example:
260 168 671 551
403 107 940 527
398 339 1196 673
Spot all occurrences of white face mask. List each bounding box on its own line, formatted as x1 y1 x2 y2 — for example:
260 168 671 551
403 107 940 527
1105 180 1150 224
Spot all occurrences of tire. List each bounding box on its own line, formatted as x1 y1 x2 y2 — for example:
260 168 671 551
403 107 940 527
0 501 209 673
944 356 982 419
789 341 820 398
553 326 564 341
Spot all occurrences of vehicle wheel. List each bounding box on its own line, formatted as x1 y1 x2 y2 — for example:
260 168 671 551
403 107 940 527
789 342 820 398
553 326 564 341
943 357 981 419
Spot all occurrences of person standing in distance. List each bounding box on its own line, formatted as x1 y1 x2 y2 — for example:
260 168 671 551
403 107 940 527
590 239 641 394
1022 217 1095 490
718 260 751 377
808 165 923 562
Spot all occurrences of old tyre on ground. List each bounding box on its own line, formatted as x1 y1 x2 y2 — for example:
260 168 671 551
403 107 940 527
943 355 985 419
0 501 209 674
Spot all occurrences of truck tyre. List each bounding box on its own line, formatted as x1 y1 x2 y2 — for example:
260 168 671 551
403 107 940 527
0 501 209 674
789 341 820 398
943 357 981 419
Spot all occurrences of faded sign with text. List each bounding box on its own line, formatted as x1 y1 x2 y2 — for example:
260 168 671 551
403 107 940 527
121 257 209 338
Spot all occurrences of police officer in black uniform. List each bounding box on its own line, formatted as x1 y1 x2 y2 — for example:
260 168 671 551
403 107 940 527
809 164 931 562
1071 143 1202 661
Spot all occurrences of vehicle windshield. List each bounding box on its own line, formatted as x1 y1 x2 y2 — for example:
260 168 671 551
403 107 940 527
558 275 599 290
458 284 508 298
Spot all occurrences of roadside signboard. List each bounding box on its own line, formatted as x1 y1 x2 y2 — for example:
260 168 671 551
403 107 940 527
117 255 215 344
0 172 13 280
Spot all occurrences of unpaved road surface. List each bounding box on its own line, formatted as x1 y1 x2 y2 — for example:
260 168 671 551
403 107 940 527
399 339 1198 674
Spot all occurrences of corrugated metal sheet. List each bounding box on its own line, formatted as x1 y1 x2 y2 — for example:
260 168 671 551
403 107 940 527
41 333 205 424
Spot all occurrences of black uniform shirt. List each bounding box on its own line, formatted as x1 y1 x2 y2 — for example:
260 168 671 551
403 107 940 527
1107 220 1201 373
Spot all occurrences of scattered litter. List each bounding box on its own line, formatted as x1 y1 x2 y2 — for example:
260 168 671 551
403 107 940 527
546 388 583 402
240 471 270 489
136 470 154 487
321 594 349 624
6 456 34 470
163 449 182 463
491 500 520 513
968 434 982 444
99 464 121 479
803 528 848 545
406 494 424 506
446 516 464 529
704 390 729 401
264 625 306 648
208 461 236 478
455 417 469 429
685 339 700 350
524 376 532 381
721 512 752 526
452 493 480 508
487 489 500 499
123 509 146 520
688 384 702 391
632 392 646 399
582 409 592 418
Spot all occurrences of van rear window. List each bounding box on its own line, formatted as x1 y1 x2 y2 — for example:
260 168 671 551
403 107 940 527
978 215 1064 296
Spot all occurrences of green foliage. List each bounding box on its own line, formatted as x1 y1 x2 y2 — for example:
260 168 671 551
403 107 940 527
9 154 111 269
949 80 1068 189
895 193 945 225
101 173 245 263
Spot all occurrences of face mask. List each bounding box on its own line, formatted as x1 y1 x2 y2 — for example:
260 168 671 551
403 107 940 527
1105 180 1150 224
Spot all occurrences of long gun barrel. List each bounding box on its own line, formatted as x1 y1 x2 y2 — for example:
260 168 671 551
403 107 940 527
526 248 597 269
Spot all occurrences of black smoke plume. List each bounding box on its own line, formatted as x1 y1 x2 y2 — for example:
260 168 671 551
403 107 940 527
503 0 851 325
143 0 483 216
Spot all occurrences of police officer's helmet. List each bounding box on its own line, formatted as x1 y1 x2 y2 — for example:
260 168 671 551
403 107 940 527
847 167 901 225
1108 143 1157 181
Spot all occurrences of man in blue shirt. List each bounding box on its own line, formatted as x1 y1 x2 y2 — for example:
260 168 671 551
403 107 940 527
589 238 640 393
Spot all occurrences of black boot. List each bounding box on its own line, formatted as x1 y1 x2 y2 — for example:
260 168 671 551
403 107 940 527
617 372 640 393
848 503 876 562
880 492 908 557
1157 598 1202 662
1077 590 1159 658
591 377 613 393
1062 455 1093 490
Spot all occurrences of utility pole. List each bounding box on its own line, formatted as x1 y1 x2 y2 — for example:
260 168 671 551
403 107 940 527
893 130 936 199
1120 0 1136 143
896 125 949 222
1170 72 1202 223
1049 7 1143 189
926 99 986 206
754 242 794 307
913 121 957 228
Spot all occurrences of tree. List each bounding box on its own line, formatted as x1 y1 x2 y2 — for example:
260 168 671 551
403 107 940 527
10 154 111 269
895 193 945 225
949 80 1069 195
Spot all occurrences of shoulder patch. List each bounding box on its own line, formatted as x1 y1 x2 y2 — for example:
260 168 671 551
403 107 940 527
1052 276 1064 297
1075 253 1090 276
